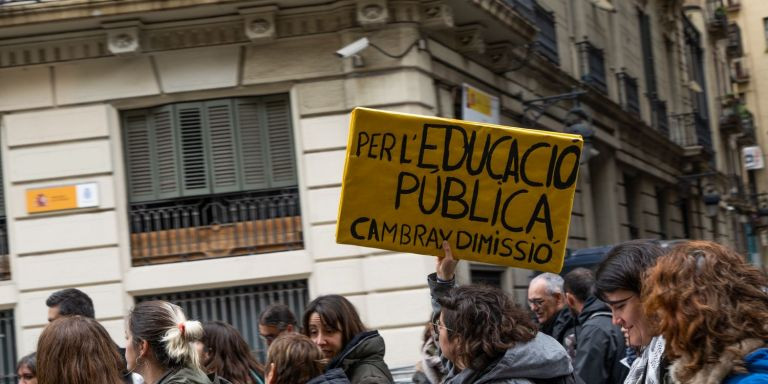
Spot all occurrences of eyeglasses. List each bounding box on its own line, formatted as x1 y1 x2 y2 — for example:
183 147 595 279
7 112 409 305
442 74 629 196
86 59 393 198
432 319 452 334
527 298 546 308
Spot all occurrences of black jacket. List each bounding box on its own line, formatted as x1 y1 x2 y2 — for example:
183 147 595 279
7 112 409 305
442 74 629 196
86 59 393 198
308 368 352 384
326 330 394 384
573 296 629 384
540 307 576 348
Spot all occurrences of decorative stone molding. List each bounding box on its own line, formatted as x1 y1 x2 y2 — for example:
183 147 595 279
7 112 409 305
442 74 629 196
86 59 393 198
421 1 453 29
356 0 389 29
455 24 485 54
107 27 141 55
486 42 517 71
240 6 278 43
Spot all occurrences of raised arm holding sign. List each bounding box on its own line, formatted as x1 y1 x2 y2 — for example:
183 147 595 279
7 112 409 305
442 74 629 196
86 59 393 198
336 108 582 273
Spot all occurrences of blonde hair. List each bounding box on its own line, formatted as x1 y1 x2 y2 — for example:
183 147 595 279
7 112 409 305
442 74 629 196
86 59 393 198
266 334 326 384
129 300 204 371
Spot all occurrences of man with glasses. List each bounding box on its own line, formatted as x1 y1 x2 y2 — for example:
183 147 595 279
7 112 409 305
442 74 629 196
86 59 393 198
258 303 297 347
527 273 575 354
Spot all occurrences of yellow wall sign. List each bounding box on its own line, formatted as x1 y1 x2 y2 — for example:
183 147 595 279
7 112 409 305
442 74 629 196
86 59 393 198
26 183 100 214
336 108 583 273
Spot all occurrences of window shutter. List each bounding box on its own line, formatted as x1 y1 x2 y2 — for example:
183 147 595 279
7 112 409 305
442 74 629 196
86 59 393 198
123 110 158 202
236 99 269 190
639 10 657 97
176 103 211 196
264 96 297 187
152 106 182 199
206 100 241 193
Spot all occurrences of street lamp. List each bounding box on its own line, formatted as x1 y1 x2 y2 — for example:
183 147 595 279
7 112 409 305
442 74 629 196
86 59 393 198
703 183 721 218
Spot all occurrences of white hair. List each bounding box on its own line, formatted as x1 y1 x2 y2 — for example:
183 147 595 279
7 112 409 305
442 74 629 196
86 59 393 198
530 273 564 295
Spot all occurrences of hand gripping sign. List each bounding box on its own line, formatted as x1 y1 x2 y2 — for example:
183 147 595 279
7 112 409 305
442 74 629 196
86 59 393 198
336 108 583 273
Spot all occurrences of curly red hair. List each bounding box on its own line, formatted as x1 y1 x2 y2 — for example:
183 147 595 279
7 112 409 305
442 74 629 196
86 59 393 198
642 241 768 381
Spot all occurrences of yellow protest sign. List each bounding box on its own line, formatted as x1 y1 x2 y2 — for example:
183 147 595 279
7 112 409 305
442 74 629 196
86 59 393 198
336 108 583 273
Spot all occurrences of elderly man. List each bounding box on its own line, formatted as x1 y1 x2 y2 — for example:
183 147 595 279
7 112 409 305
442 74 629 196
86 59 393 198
528 273 575 353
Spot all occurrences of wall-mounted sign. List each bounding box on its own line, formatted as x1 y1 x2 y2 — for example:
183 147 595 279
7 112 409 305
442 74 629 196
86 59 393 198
26 183 100 214
743 146 764 170
336 108 583 273
462 83 500 124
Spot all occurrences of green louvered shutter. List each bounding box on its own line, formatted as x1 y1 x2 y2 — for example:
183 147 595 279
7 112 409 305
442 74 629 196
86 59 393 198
236 99 269 190
176 103 211 196
206 100 241 194
263 96 297 188
123 110 158 202
153 106 182 200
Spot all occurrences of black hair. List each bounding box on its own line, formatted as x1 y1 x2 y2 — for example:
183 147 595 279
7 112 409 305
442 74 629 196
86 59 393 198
46 288 95 318
595 239 665 300
259 303 297 329
563 268 595 303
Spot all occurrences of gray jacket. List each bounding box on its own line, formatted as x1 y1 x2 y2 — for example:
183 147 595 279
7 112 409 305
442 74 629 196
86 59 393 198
428 273 575 384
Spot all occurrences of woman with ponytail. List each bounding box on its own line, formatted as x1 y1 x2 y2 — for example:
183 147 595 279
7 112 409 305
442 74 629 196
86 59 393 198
126 300 212 384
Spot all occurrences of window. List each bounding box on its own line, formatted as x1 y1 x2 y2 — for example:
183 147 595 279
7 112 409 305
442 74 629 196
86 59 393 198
535 2 558 65
639 9 657 101
617 72 640 116
123 95 302 266
726 23 743 57
136 280 308 360
0 146 7 281
764 18 768 49
653 99 669 136
0 309 16 384
578 41 607 94
623 173 640 239
655 187 668 240
470 264 506 288
683 15 712 152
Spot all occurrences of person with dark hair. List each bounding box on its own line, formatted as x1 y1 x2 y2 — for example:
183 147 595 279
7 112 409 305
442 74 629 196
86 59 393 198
126 300 211 384
45 288 135 383
258 304 297 347
643 241 768 383
430 241 575 383
563 268 628 384
36 316 124 384
45 288 94 321
197 321 265 384
527 273 575 354
595 239 668 384
16 352 37 384
302 295 393 384
265 333 350 384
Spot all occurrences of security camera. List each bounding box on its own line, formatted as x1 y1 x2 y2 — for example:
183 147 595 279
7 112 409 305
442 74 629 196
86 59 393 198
336 37 370 58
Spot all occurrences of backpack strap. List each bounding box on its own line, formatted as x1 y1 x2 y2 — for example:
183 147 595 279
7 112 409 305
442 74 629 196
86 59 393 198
587 311 612 321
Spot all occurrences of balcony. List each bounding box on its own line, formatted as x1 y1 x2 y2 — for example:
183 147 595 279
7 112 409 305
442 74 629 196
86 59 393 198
670 113 713 153
129 189 303 266
653 99 669 137
578 41 607 94
731 58 750 83
534 2 558 65
726 23 743 58
707 0 728 38
719 97 753 136
617 72 640 116
0 220 7 281
725 0 740 11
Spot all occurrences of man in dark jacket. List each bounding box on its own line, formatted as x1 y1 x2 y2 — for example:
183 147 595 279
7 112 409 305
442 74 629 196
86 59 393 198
528 273 576 354
564 268 629 384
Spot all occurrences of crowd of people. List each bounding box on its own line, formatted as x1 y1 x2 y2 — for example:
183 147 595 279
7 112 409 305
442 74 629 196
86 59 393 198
15 239 768 384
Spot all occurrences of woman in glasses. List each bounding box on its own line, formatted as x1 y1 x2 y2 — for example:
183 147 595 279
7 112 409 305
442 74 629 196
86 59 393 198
595 240 669 384
16 353 36 384
301 295 393 384
429 241 575 383
643 241 768 383
197 321 265 384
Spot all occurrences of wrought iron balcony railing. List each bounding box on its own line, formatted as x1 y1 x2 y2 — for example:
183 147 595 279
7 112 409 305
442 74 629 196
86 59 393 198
129 189 303 266
617 72 640 116
578 41 607 94
670 113 712 152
